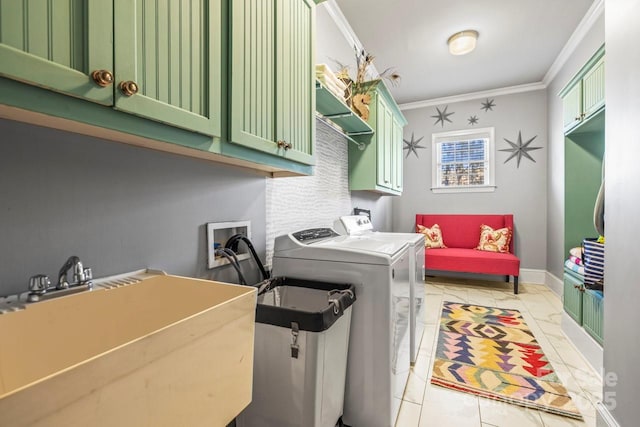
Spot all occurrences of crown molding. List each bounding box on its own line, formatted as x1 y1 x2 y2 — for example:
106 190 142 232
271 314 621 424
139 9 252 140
321 0 379 78
542 0 604 86
398 81 546 111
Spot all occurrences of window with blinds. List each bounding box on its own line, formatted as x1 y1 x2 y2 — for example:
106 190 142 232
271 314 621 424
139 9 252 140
431 128 496 193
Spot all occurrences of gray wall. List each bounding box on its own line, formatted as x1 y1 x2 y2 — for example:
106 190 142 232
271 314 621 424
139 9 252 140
392 91 548 269
603 0 640 424
0 119 266 296
546 15 605 279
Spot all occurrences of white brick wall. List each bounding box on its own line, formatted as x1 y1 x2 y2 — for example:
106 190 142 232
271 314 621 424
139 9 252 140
265 119 352 264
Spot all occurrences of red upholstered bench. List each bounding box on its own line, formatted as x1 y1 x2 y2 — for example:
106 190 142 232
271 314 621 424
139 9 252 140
416 214 521 294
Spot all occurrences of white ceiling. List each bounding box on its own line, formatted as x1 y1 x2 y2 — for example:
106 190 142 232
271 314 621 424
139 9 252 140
333 0 596 105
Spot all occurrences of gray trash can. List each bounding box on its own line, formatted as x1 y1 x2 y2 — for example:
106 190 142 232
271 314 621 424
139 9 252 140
237 277 356 427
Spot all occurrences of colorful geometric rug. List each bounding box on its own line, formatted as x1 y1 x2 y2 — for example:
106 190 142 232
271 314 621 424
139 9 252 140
431 301 582 420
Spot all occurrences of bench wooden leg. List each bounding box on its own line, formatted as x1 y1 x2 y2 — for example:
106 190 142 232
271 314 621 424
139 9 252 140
513 276 519 294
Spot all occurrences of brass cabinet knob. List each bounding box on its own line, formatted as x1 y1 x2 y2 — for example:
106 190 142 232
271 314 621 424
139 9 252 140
277 140 291 150
119 80 139 96
91 70 114 87
575 115 581 121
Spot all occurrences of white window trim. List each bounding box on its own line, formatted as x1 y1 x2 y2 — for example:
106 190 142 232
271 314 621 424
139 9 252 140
431 127 496 194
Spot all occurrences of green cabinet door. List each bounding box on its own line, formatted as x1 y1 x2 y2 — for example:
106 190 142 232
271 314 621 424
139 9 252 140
275 0 315 165
113 0 221 137
230 0 315 166
582 56 605 119
392 117 403 192
229 0 277 154
563 270 584 324
562 82 582 132
0 0 113 105
376 97 393 188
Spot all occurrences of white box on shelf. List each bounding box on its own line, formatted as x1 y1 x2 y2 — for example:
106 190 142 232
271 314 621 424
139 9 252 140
206 221 252 269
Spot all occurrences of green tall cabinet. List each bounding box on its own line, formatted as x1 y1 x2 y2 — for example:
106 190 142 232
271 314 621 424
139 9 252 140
349 82 407 195
561 46 605 346
229 0 315 166
0 0 222 137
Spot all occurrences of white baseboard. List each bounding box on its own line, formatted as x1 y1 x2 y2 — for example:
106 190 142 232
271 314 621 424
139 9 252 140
596 402 620 427
561 311 603 376
545 271 563 298
519 268 546 285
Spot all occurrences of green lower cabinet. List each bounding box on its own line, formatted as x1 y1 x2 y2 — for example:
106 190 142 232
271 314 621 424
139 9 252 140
563 270 583 324
350 81 407 195
582 289 604 345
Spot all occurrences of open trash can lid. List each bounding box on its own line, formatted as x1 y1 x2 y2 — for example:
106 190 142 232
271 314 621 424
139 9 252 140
255 277 356 332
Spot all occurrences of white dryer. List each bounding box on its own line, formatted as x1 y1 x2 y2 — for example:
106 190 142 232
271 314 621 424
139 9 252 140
335 215 425 365
272 228 411 427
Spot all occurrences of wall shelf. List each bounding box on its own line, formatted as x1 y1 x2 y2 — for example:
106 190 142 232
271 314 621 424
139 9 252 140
315 80 374 138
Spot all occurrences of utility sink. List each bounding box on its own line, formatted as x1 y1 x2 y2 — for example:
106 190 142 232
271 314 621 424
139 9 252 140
0 274 257 427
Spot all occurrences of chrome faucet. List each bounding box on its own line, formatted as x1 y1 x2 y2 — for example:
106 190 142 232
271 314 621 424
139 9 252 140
57 256 93 289
27 256 93 302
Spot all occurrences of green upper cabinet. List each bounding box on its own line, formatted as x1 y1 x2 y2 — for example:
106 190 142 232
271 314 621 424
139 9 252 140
349 81 407 195
0 0 318 176
229 0 315 166
582 56 605 118
562 82 582 131
0 1 113 105
560 46 605 134
0 0 222 137
113 0 222 136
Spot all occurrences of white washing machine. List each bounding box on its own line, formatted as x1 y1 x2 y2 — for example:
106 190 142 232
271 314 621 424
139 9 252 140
272 228 411 427
334 215 425 365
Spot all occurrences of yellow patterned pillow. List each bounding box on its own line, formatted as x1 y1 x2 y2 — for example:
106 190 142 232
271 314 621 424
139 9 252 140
417 224 447 249
476 224 512 253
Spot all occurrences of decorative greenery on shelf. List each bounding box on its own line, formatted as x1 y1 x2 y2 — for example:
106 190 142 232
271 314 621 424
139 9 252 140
333 47 400 120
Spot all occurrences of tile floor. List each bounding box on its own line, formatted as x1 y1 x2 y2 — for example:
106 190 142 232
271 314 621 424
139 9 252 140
395 278 602 427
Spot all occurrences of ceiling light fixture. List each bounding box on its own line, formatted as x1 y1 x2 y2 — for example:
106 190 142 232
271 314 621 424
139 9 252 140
447 30 479 56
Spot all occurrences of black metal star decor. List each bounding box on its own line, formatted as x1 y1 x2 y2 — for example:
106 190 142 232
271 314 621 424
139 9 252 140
468 115 479 125
432 106 454 127
500 131 542 167
481 98 496 112
403 132 426 158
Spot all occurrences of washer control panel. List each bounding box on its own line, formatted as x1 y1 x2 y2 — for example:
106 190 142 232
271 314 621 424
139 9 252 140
292 228 339 243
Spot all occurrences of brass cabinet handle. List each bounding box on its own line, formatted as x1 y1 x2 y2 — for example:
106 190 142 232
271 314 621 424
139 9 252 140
119 80 139 96
575 115 581 121
91 70 114 87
